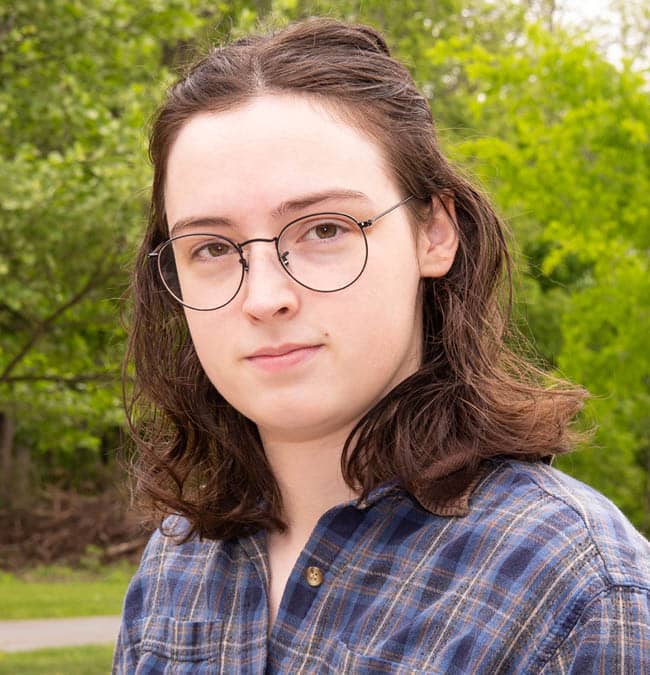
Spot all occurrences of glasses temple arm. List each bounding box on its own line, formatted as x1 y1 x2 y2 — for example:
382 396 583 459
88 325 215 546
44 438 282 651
362 194 415 228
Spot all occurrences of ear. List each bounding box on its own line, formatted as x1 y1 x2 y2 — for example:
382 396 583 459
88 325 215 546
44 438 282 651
416 194 459 278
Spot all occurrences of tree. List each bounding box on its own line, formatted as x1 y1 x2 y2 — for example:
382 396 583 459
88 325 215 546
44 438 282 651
0 0 242 500
425 21 649 528
0 0 531 497
1 0 647 533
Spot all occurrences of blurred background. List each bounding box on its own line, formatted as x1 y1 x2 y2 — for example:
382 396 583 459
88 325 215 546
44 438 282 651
0 0 648 670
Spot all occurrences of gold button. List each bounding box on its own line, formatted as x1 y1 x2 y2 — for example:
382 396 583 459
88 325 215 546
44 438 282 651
304 566 324 587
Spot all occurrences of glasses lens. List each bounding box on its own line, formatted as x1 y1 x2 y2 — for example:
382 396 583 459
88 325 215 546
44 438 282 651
157 234 244 310
277 214 367 291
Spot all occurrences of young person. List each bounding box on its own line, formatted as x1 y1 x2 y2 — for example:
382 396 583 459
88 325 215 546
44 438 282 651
113 17 649 673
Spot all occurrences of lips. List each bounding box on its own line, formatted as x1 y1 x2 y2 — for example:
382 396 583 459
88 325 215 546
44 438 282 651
246 343 318 358
245 343 322 372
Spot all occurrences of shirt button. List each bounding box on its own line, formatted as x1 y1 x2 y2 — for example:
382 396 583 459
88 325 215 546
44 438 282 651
304 566 324 587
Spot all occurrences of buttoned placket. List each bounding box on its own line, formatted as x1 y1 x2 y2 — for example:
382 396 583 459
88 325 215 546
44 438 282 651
235 483 402 673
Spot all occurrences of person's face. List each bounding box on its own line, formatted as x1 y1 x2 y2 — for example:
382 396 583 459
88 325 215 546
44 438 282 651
164 94 454 444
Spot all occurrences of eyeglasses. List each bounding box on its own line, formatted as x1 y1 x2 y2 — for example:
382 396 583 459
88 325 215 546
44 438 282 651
149 195 414 311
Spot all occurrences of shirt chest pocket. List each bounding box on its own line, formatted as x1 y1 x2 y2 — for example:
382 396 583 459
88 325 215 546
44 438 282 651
335 644 428 674
295 639 430 675
136 615 222 672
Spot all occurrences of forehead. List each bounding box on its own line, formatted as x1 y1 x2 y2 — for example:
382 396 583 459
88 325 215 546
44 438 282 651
163 94 398 223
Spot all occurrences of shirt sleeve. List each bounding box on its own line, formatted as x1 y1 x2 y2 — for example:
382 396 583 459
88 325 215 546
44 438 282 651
112 612 140 675
540 585 650 674
111 528 166 674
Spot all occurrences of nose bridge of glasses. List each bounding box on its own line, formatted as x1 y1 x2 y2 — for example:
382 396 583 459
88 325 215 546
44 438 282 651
238 235 286 273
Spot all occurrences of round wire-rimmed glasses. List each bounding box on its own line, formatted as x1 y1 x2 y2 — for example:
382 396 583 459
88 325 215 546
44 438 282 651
149 195 414 311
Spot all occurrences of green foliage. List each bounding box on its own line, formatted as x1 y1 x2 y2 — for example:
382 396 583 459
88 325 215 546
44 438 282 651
0 0 250 473
1 1 648 531
425 21 650 526
0 644 114 675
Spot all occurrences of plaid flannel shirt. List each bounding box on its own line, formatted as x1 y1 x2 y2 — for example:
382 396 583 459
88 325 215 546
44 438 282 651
113 458 650 673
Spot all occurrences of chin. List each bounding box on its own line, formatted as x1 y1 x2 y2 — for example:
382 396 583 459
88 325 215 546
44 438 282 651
251 402 361 443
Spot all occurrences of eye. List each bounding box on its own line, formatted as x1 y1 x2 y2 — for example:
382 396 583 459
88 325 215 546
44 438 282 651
298 218 354 242
190 238 237 260
281 215 358 251
201 242 229 257
310 222 339 239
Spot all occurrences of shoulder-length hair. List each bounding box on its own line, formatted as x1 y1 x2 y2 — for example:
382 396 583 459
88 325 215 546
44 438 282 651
125 17 587 540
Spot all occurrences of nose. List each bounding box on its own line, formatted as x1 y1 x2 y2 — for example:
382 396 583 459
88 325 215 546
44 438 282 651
239 242 300 321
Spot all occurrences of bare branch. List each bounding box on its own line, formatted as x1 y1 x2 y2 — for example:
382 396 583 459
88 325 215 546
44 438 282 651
0 258 117 382
0 301 34 328
1 374 119 385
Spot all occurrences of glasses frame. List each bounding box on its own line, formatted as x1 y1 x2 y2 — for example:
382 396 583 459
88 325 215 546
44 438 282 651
149 194 415 311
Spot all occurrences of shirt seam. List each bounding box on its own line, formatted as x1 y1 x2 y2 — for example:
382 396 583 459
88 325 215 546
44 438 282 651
537 583 650 672
500 460 631 585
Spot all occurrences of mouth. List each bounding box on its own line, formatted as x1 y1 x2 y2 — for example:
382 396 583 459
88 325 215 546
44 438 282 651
245 343 323 372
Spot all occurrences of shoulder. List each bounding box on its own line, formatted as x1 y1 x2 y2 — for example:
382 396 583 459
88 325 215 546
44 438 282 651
113 517 229 672
137 514 215 567
119 515 223 626
392 459 649 670
472 458 649 589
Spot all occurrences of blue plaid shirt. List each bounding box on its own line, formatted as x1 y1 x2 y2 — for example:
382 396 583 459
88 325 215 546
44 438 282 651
113 459 650 673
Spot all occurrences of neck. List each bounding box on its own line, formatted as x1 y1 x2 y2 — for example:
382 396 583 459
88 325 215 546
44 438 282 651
260 424 359 544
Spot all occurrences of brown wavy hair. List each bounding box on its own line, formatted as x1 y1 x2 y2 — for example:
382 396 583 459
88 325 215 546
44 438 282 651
125 17 587 540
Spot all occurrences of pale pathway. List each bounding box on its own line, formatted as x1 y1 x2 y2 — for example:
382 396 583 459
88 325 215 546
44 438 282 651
0 615 121 652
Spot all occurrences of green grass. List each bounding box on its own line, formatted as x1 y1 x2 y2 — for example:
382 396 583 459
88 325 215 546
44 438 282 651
0 563 135 620
0 644 114 674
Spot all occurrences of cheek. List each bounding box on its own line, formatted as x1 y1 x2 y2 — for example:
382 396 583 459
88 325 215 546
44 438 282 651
183 311 230 376
335 270 423 370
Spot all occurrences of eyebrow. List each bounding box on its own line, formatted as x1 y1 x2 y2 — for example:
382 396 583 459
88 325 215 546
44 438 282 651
168 188 370 236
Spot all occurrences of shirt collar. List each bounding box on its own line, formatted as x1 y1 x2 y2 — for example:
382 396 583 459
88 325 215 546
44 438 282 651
353 462 492 518
373 457 554 517
353 480 402 510
410 462 491 517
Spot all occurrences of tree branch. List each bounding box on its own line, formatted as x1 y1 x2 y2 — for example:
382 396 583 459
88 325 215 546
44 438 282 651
0 261 115 383
1 374 119 385
0 301 34 328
